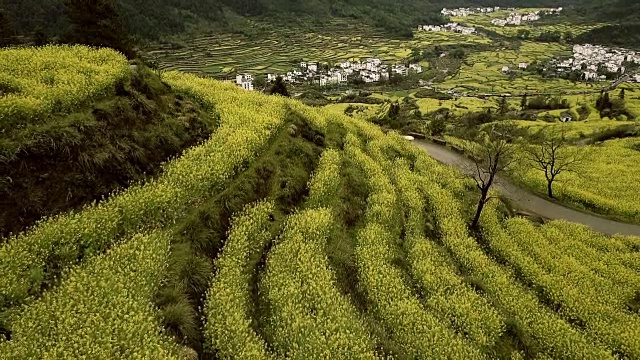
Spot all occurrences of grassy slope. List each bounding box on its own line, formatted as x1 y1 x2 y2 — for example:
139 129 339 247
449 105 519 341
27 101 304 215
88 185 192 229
0 66 216 237
153 111 345 356
444 121 640 224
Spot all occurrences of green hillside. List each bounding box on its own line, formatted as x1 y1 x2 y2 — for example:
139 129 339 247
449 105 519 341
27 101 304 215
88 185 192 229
1 46 640 359
0 46 216 236
572 0 640 48
0 0 600 41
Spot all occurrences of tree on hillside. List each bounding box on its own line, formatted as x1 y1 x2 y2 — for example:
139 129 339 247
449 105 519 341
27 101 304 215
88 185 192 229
62 0 136 58
520 93 528 111
466 124 517 230
269 76 290 97
595 91 612 111
428 111 448 137
564 31 575 43
253 75 267 91
524 126 586 199
517 29 531 40
33 27 50 47
498 96 509 116
0 8 15 47
620 88 626 100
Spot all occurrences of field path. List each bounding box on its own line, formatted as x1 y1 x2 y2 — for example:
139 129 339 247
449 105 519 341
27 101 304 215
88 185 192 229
414 140 640 236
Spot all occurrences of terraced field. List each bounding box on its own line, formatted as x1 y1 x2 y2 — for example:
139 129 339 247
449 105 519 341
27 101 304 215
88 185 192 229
452 10 603 38
438 41 592 94
2 49 640 359
146 20 490 78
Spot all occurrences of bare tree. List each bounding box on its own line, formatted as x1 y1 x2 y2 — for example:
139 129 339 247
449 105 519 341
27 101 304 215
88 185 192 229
466 124 518 229
524 126 586 199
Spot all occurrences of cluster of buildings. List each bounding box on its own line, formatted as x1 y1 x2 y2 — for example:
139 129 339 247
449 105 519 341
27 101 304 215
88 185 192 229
235 58 423 90
551 44 640 81
490 8 562 26
440 7 503 17
417 23 476 35
501 63 530 73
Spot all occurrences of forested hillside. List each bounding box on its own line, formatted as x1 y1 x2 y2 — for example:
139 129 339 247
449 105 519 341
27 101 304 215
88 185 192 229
0 0 601 41
572 0 640 49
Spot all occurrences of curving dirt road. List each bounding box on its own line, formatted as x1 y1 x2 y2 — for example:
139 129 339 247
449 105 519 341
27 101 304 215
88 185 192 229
413 140 640 236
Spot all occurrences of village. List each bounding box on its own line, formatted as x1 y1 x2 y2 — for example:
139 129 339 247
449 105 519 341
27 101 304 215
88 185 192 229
550 44 640 82
490 8 562 27
234 58 423 91
440 6 505 17
417 23 477 35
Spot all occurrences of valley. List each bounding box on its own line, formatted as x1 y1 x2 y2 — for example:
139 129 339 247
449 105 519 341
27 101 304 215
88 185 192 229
144 5 640 225
1 1 640 359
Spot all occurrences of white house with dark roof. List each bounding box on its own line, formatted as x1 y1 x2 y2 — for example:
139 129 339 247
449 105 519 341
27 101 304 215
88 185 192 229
235 73 254 91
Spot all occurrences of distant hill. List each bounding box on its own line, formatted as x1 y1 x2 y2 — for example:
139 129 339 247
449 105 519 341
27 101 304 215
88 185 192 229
0 0 600 41
572 0 640 49
586 0 640 23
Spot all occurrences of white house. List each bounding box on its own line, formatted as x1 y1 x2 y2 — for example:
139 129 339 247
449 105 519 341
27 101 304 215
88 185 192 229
308 62 318 72
329 70 347 84
519 62 529 70
421 22 476 35
501 66 510 73
491 19 507 27
409 64 423 73
392 64 408 76
300 61 307 69
235 73 254 91
583 71 598 81
236 73 254 85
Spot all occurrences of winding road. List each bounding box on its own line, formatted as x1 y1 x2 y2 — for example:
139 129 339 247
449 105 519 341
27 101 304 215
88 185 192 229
413 140 640 236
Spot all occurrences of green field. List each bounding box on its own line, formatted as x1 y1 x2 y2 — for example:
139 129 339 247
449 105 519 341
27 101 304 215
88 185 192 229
513 136 640 223
438 41 594 94
442 118 640 223
451 10 603 38
2 45 640 360
146 20 490 77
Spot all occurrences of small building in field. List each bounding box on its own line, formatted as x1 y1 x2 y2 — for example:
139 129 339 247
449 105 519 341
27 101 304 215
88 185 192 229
501 66 510 73
560 113 573 122
519 62 529 69
236 73 255 91
583 71 598 81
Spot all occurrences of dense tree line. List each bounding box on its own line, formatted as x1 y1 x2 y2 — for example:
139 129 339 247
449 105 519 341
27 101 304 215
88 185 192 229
570 0 640 49
1 0 638 44
62 0 136 58
595 90 633 119
0 0 615 41
0 8 15 47
575 25 640 50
